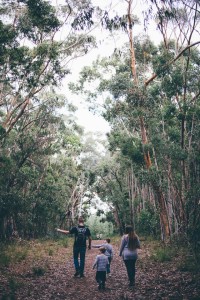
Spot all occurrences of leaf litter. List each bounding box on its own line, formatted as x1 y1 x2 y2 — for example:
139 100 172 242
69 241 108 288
0 239 199 300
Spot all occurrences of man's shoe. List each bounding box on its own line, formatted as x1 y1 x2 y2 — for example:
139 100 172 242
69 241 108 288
73 271 79 277
79 273 85 278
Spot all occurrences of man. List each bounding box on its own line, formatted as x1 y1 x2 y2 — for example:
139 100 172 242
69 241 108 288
56 216 92 278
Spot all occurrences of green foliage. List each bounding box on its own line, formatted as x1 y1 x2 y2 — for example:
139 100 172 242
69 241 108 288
18 0 60 42
71 6 94 30
0 251 11 267
48 249 54 256
13 250 27 262
0 244 28 267
87 215 113 239
0 87 85 240
177 255 199 272
105 211 115 224
58 237 69 248
121 137 144 165
136 205 160 238
151 246 174 262
108 131 144 165
0 0 94 240
186 187 200 257
0 277 23 300
152 49 174 77
134 36 158 63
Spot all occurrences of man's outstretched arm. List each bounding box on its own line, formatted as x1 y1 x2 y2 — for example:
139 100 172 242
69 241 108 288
56 228 70 234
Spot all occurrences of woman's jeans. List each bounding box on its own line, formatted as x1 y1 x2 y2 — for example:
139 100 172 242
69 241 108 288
73 246 86 275
124 258 137 284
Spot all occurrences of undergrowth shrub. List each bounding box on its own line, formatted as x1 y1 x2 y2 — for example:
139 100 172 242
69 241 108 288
0 243 27 267
177 255 199 272
1 277 23 300
58 237 69 248
0 237 71 268
0 251 11 267
48 249 54 256
151 246 174 262
135 203 160 238
9 277 22 295
32 266 47 276
14 250 27 262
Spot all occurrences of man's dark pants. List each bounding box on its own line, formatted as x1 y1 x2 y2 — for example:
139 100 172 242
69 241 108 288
73 246 86 275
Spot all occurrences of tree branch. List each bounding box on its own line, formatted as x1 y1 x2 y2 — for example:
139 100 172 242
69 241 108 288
145 41 200 86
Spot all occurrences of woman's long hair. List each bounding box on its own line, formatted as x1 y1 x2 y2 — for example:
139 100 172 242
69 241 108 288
125 225 139 251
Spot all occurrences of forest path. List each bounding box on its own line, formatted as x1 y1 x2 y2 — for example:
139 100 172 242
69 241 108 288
1 239 200 300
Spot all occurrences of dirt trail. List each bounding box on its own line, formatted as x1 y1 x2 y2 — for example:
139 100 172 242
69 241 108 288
0 240 200 300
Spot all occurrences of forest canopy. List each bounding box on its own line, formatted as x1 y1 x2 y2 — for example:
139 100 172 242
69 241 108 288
0 0 200 256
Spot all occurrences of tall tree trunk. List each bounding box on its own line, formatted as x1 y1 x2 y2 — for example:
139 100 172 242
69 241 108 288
113 205 124 235
127 0 152 169
126 0 171 240
127 165 135 227
154 185 171 240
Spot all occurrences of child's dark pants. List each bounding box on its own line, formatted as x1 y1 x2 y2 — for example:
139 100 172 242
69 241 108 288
96 271 106 289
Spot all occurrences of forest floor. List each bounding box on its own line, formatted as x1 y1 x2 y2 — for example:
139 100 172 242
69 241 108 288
0 237 200 300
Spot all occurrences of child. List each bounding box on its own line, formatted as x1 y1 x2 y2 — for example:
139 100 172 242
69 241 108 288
92 238 113 275
93 247 109 290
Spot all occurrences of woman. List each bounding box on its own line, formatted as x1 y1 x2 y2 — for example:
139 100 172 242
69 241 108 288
119 225 140 287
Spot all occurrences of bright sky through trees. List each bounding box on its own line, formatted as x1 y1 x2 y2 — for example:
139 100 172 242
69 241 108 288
60 0 163 134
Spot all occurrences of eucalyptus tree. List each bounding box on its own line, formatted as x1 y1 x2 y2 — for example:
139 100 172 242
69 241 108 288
143 0 200 244
0 90 84 238
0 0 97 239
123 0 200 241
0 0 97 136
149 45 200 245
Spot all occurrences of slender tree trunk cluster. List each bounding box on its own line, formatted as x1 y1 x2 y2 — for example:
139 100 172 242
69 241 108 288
124 0 200 243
